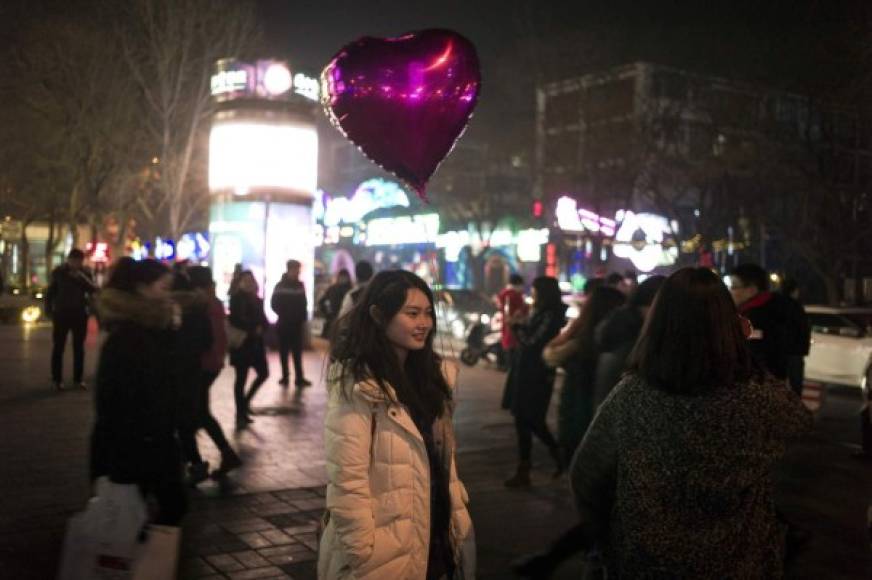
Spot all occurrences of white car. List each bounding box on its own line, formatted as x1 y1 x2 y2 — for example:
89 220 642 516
804 305 872 394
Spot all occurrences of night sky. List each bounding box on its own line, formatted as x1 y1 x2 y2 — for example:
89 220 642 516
256 0 868 150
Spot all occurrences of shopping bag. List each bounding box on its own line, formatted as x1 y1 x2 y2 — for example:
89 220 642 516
130 525 180 580
57 477 148 580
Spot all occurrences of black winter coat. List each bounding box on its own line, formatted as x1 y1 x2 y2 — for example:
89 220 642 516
229 291 268 367
502 304 568 423
90 320 181 485
739 292 794 379
46 264 96 317
593 306 644 407
271 276 307 328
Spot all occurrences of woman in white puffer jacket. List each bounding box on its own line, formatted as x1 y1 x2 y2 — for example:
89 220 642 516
318 270 475 580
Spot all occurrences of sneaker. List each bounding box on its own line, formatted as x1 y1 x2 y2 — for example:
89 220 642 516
278 376 290 387
295 378 312 387
76 382 88 391
53 381 64 391
187 461 210 485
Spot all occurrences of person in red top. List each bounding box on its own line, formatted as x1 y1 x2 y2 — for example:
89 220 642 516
188 266 242 479
498 273 528 373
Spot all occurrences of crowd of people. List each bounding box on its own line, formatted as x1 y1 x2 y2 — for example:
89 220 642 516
46 244 821 578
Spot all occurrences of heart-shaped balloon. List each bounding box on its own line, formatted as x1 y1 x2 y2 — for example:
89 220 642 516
321 29 481 201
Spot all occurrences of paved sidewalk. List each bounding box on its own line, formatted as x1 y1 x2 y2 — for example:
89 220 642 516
1 323 871 579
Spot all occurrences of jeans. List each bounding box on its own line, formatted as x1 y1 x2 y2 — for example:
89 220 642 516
233 344 269 422
278 324 305 383
51 312 88 382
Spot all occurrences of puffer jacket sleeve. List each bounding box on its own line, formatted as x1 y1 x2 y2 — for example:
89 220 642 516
324 386 376 569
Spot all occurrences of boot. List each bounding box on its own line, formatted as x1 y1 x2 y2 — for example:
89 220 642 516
504 461 531 488
213 448 243 478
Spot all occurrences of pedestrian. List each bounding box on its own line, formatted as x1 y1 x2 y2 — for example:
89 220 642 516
228 271 269 429
550 285 626 463
497 273 528 372
502 276 568 488
170 269 218 485
730 263 794 380
511 285 625 579
187 266 242 478
318 268 352 339
46 248 98 390
338 259 374 317
568 267 812 578
318 270 475 580
779 278 812 396
271 259 311 388
90 259 187 525
592 275 666 407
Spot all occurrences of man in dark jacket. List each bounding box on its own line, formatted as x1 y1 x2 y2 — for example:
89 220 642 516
780 278 812 396
730 263 794 381
271 259 310 387
46 248 97 390
317 268 352 339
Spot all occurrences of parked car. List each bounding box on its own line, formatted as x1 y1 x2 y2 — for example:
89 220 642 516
434 289 499 340
804 305 872 394
0 286 45 324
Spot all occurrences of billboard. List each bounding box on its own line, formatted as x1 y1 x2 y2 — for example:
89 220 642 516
208 120 318 199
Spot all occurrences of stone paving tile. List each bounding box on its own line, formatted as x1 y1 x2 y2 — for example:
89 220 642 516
180 557 217 577
222 517 277 534
226 568 289 580
205 553 246 573
279 561 318 580
237 531 274 550
257 543 317 566
259 529 296 546
230 549 272 569
263 513 312 529
287 498 324 512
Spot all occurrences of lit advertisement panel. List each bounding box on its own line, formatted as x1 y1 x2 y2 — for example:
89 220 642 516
209 201 314 323
209 121 318 198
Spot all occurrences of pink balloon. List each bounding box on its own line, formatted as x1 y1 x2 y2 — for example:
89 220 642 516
321 29 481 201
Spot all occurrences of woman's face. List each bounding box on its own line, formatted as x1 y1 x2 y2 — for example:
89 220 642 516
384 288 434 356
137 273 172 300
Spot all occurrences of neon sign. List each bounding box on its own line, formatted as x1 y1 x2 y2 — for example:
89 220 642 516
612 211 678 273
555 196 616 236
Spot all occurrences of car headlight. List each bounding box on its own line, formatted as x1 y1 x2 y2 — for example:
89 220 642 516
34 292 43 299
21 306 41 323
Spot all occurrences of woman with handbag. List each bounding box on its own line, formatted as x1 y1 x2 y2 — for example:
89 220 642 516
90 259 187 525
228 271 270 429
545 286 625 465
318 270 475 580
503 276 567 488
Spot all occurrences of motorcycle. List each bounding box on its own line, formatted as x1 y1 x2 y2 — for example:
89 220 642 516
460 319 504 367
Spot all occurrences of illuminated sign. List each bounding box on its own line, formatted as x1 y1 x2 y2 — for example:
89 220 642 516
209 121 318 197
366 214 440 246
555 196 616 236
262 63 292 96
211 68 250 95
612 210 679 272
293 73 320 101
321 179 410 226
436 227 549 263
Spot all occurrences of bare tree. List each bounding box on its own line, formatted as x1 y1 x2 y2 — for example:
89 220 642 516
121 0 262 240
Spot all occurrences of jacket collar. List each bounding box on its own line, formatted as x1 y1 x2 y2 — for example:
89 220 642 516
738 291 773 314
98 288 175 329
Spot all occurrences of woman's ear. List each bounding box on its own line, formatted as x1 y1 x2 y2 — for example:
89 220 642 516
369 305 384 326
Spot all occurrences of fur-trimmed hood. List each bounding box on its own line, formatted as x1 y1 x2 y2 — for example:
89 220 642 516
98 288 176 330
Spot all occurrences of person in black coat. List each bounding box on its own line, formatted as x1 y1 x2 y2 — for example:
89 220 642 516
318 268 352 339
46 248 98 390
592 276 666 407
780 278 812 396
730 264 795 381
229 271 270 429
90 259 186 525
271 260 311 387
503 276 567 488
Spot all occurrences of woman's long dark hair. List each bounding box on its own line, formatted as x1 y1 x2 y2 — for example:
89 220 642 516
330 270 451 423
628 267 753 395
532 276 562 311
575 286 626 359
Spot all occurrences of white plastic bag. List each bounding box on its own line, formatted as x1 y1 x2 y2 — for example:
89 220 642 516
57 477 148 580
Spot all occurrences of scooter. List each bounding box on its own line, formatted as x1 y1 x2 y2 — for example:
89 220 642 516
460 320 504 367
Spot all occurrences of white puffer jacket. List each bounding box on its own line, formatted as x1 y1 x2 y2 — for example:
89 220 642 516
318 362 475 580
